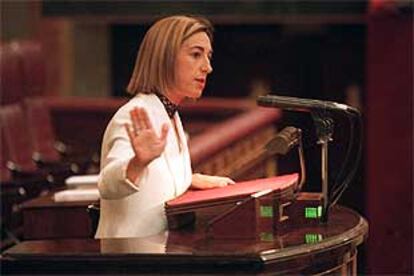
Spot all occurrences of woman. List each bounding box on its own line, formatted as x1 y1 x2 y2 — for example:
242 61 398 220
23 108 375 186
95 15 234 238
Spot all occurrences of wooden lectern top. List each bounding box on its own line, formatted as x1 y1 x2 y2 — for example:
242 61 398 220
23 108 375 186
2 206 368 275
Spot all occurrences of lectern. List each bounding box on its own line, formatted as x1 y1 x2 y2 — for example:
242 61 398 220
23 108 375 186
166 173 324 239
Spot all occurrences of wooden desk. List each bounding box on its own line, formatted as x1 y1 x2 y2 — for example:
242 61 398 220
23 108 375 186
21 195 96 240
2 206 368 275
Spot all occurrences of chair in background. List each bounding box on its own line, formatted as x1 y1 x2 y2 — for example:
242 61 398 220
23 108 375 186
1 131 26 250
1 123 46 199
0 126 50 250
0 104 74 190
1 104 46 181
24 98 61 163
12 40 46 98
23 97 98 174
0 43 25 105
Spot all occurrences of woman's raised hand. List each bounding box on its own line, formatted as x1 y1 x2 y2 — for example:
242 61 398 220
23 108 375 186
125 107 169 166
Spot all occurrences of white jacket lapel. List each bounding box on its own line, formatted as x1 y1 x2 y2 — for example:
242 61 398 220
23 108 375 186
148 94 180 195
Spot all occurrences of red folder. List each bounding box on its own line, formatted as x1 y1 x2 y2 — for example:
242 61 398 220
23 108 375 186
166 173 299 215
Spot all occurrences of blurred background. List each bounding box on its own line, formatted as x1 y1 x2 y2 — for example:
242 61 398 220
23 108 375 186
1 1 412 274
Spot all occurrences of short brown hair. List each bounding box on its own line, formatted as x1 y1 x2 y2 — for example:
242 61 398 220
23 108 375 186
126 15 214 95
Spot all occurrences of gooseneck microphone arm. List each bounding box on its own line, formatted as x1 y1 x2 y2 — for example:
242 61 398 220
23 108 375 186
229 126 305 190
265 126 306 193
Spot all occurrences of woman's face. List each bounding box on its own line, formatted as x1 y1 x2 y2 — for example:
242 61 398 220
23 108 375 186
166 31 213 103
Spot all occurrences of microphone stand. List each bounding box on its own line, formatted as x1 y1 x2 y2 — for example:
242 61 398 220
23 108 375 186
311 111 334 223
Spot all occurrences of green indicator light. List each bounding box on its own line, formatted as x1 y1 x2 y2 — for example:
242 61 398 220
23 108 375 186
305 207 317 218
260 232 274 242
305 233 323 244
260 206 273 218
305 206 323 218
318 206 323 217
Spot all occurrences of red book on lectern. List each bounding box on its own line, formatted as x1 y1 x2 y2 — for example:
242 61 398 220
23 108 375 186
166 173 299 215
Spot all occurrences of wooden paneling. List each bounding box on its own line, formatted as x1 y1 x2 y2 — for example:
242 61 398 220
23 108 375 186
365 8 412 275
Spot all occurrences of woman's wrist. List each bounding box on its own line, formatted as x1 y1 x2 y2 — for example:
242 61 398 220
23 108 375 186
126 156 148 183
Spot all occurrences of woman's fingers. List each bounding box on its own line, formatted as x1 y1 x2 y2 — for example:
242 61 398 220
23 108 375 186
160 123 169 141
130 107 151 133
215 177 235 187
125 107 169 165
192 174 236 190
224 177 236 185
129 107 169 142
130 108 141 134
136 108 147 131
209 175 235 186
125 123 135 140
140 108 154 130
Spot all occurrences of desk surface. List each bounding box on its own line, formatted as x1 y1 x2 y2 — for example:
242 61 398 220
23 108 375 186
2 206 368 275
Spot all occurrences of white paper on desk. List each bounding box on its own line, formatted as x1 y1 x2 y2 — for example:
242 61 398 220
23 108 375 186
65 174 99 189
53 188 100 202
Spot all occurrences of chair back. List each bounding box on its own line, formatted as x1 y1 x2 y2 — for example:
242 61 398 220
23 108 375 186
0 104 38 173
24 97 60 162
0 43 25 105
0 128 12 182
13 40 46 97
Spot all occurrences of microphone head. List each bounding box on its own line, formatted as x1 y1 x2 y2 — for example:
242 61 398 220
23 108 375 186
257 95 358 114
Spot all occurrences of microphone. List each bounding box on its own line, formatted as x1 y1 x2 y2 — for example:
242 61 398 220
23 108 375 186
265 126 307 193
257 95 359 114
258 94 363 221
266 127 301 155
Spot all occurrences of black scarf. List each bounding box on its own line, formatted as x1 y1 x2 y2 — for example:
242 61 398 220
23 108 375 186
156 93 179 118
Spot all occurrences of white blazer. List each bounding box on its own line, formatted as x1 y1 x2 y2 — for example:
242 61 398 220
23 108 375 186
95 94 192 238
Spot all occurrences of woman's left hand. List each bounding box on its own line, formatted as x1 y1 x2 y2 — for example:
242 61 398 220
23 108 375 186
191 173 235 190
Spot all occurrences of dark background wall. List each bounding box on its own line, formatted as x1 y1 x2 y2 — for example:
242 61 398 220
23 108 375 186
111 24 365 100
366 7 412 274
